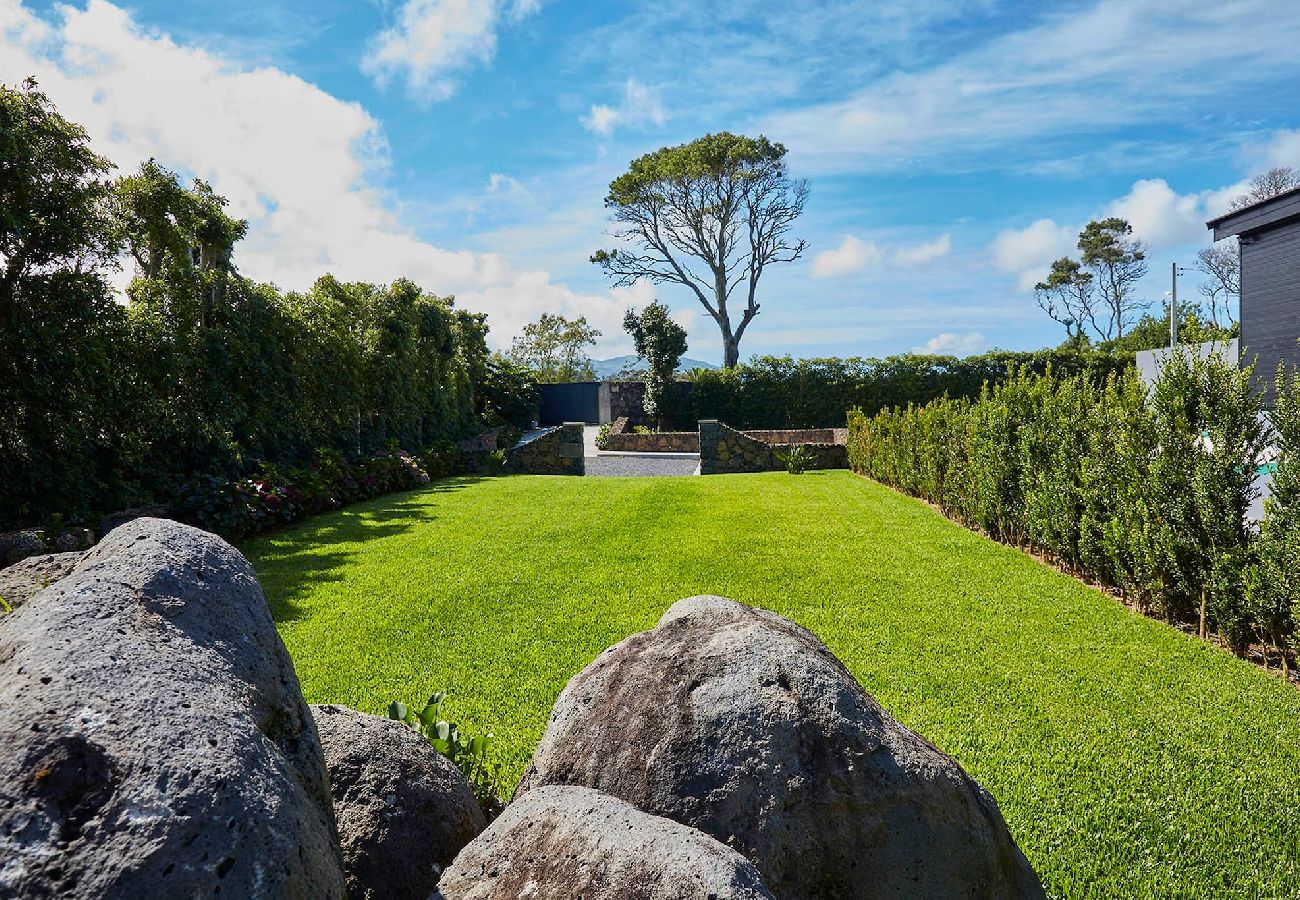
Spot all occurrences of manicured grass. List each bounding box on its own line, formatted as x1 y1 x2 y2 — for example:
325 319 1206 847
245 471 1300 899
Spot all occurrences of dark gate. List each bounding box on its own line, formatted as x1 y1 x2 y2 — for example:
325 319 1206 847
539 382 600 425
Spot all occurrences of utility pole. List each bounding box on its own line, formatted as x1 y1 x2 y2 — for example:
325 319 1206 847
1170 262 1187 348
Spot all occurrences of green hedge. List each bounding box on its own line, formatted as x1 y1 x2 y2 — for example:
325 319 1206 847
847 353 1300 665
685 351 1133 428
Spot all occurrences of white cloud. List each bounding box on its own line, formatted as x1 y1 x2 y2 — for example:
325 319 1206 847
912 331 988 356
362 0 541 101
1261 128 1300 171
990 219 1076 292
812 232 951 278
0 0 621 348
580 78 665 136
894 233 950 267
761 0 1300 173
1104 179 1206 249
811 234 883 278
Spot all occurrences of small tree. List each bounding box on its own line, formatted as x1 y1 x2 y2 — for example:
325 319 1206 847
623 301 687 430
593 132 807 368
508 313 601 382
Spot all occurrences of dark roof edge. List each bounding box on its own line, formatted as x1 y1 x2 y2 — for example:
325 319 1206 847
1206 184 1300 230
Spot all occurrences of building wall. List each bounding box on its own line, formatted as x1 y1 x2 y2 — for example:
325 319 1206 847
1241 222 1300 395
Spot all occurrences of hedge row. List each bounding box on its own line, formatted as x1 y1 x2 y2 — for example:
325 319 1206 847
847 354 1300 666
683 351 1133 429
176 438 515 540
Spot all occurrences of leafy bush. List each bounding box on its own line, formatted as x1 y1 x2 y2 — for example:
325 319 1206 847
388 692 503 818
848 354 1287 663
175 448 431 539
595 422 613 450
687 351 1133 429
777 445 813 475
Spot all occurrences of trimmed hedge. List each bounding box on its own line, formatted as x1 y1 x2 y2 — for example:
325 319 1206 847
848 353 1300 667
685 351 1133 429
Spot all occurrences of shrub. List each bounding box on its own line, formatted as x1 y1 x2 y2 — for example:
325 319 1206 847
595 422 613 450
388 692 503 818
689 350 1133 429
777 445 813 475
848 354 1284 661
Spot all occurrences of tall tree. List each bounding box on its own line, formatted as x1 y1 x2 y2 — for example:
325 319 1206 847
1036 218 1147 342
1195 243 1239 328
1227 166 1300 211
1034 257 1095 344
592 132 808 368
0 78 133 522
623 301 688 429
508 313 601 382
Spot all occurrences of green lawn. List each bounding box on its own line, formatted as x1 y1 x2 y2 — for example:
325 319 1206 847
245 471 1300 899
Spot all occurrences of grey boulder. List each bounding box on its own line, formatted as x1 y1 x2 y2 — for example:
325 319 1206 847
436 785 774 900
0 551 81 612
517 595 1044 899
0 518 344 898
311 704 486 899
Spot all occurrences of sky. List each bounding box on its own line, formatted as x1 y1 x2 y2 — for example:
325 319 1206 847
3 0 1299 364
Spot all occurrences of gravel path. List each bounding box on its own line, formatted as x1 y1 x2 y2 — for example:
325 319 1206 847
585 455 700 477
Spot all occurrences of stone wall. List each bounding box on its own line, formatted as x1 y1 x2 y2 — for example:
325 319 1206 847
505 423 584 475
456 426 505 453
601 381 694 427
604 417 700 453
699 421 774 474
770 442 849 470
699 421 849 474
746 428 848 445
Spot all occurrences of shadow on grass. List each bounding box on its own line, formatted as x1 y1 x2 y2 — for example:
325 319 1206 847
248 476 484 624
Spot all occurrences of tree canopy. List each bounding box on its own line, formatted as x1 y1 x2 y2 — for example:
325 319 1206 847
592 131 807 368
1036 217 1147 342
623 301 688 428
508 313 601 382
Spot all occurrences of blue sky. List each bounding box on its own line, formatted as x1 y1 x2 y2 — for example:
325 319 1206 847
4 0 1299 363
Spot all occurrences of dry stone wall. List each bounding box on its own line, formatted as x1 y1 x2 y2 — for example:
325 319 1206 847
504 423 584 475
700 421 848 474
604 417 700 453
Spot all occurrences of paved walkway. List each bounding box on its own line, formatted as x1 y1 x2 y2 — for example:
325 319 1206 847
585 455 700 477
582 425 700 477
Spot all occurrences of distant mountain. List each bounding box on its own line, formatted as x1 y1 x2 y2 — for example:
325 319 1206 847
590 355 718 380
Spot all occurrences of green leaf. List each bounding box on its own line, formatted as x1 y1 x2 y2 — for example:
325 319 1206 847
387 701 407 722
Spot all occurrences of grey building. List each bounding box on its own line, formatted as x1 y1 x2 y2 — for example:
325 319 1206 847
1207 186 1300 393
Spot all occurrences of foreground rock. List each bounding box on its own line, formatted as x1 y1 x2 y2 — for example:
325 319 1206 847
517 595 1044 899
436 785 773 900
0 518 343 898
312 704 486 899
0 551 81 611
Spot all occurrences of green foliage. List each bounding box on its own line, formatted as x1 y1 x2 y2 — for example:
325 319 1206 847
594 422 614 450
250 473 1300 898
1101 304 1237 353
0 79 133 525
507 313 600 383
686 350 1132 429
623 300 688 428
776 445 813 474
847 352 1281 658
0 83 528 530
1249 365 1300 671
479 355 539 428
388 692 503 817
